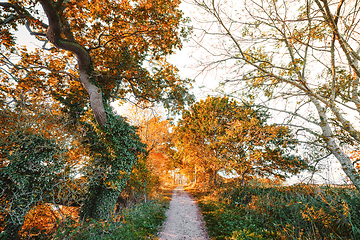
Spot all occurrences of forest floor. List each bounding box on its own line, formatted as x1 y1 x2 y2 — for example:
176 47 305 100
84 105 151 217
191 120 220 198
157 186 209 240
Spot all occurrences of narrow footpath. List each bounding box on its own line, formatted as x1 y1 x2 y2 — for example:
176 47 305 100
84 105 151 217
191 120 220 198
158 186 209 240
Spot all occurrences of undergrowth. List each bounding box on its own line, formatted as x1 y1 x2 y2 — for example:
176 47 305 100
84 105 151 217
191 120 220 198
191 183 360 240
52 198 169 240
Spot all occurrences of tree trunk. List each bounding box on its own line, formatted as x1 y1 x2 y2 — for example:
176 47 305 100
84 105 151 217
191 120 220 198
194 166 197 184
239 174 245 186
2 205 30 240
312 97 360 191
39 0 107 127
78 69 107 127
39 0 120 221
325 138 360 190
207 169 217 187
3 220 22 240
79 184 119 221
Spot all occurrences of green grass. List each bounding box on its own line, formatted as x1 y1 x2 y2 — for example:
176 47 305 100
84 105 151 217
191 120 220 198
191 183 360 240
53 198 169 240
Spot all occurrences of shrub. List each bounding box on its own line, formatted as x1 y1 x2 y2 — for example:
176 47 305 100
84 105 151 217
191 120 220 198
53 199 169 240
195 183 360 240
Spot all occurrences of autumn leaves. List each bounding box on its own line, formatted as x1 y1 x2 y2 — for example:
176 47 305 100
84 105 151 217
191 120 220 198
174 96 310 186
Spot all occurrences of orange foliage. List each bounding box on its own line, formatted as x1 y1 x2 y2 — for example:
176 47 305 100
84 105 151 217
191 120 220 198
1 0 192 234
175 96 309 186
123 106 175 182
348 150 360 170
20 204 79 238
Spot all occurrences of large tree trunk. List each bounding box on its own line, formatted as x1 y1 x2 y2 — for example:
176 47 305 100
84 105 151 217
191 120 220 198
3 219 22 240
2 204 31 240
39 0 107 127
207 169 217 187
327 139 360 190
39 0 117 221
79 183 120 221
239 174 246 186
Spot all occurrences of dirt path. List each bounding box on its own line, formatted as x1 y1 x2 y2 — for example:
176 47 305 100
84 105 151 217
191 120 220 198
158 186 209 240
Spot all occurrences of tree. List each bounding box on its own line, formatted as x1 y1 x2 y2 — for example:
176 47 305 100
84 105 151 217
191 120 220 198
134 111 174 179
0 0 193 226
174 96 309 186
189 0 360 190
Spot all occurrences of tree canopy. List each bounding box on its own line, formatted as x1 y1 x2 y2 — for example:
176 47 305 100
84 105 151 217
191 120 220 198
175 96 310 186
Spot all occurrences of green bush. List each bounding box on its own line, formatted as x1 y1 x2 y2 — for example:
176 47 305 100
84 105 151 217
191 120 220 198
198 198 276 240
53 199 168 240
229 229 267 240
196 184 360 240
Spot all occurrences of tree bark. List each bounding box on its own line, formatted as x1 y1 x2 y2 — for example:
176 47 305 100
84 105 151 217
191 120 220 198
39 0 107 127
38 0 114 221
3 221 22 240
79 184 120 221
311 97 360 191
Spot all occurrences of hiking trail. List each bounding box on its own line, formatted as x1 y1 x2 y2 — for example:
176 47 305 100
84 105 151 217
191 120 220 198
158 186 209 240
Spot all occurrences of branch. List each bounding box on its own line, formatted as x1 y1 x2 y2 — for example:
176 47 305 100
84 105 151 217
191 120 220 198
0 2 48 36
228 94 321 126
35 65 80 82
0 53 23 70
0 2 26 25
308 153 332 182
314 0 360 77
0 15 16 25
87 28 158 51
39 0 107 127
25 21 47 37
353 158 360 166
127 78 156 103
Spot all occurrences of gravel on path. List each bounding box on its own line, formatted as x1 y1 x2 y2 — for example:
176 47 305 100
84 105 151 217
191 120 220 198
158 186 209 240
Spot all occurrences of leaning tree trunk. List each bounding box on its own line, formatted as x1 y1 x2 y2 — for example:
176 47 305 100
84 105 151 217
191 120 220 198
79 182 122 221
312 0 360 191
39 0 120 220
39 0 107 128
3 217 23 240
2 199 33 239
312 97 360 191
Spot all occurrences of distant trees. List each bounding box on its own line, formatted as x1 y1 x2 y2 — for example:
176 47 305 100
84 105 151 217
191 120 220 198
190 0 360 190
175 96 309 186
120 106 175 203
136 115 174 182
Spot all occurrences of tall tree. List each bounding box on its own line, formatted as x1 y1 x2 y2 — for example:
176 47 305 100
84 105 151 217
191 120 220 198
189 0 360 190
0 0 193 227
175 96 309 186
